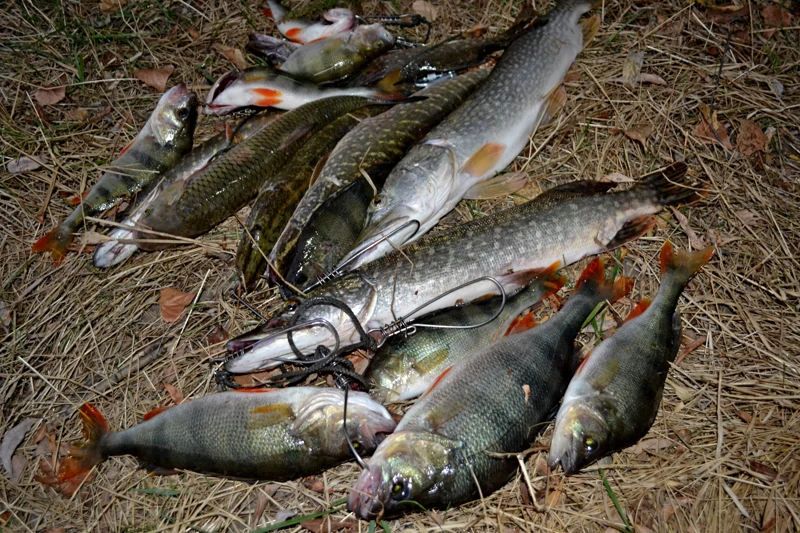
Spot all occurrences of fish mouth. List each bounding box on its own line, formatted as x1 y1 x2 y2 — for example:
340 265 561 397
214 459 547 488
205 71 240 115
337 216 417 272
225 315 290 353
348 465 386 520
548 429 579 475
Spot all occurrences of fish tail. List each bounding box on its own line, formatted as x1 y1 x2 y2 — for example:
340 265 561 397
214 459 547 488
574 258 633 304
637 162 704 207
660 240 714 286
58 403 109 482
32 225 74 265
375 70 402 92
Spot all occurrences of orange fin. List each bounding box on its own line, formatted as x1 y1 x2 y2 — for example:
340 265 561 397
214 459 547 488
574 258 633 303
501 266 556 292
32 226 72 265
580 14 601 47
505 310 537 336
612 277 635 303
263 8 274 18
463 171 527 200
253 88 283 107
143 405 173 421
285 28 302 41
460 142 506 179
605 215 656 250
224 122 234 143
624 298 652 323
69 190 90 206
421 366 453 399
539 85 568 127
118 138 135 156
575 258 605 291
661 240 715 278
58 403 109 483
536 262 567 298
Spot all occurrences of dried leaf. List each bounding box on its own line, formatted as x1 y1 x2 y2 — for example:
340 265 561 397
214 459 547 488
695 103 733 150
670 207 706 249
79 231 112 246
634 524 656 533
735 209 759 225
769 79 784 99
208 323 230 344
737 119 768 156
622 51 645 88
345 352 370 375
762 5 791 39
274 510 297 523
163 382 184 405
638 73 667 85
301 518 357 533
629 438 673 454
34 86 66 106
668 380 695 402
100 0 127 11
601 172 635 183
0 299 10 331
214 43 249 70
412 0 438 21
7 154 47 173
188 27 200 40
2 418 37 476
748 460 789 483
545 478 564 507
134 66 175 92
303 477 326 493
660 497 692 522
10 454 27 484
159 287 195 323
705 5 749 24
615 124 654 145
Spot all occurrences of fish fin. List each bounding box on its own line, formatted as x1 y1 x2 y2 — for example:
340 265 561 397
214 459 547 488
420 366 453 399
505 310 537 336
539 180 616 198
310 153 329 187
143 464 181 476
611 277 635 304
464 171 527 200
252 88 284 107
118 138 135 156
263 8 273 18
247 403 295 429
500 266 558 293
412 349 450 376
369 92 422 103
538 85 568 127
574 258 633 303
459 143 506 179
623 298 652 323
143 405 173 421
637 162 704 207
58 403 109 482
278 123 316 151
605 215 656 250
224 122 234 143
376 69 402 92
69 190 90 206
285 28 303 41
574 258 606 292
580 14 601 47
660 240 714 282
32 226 73 265
536 261 567 297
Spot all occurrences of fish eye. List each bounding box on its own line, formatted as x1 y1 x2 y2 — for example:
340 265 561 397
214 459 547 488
177 106 190 120
370 196 383 209
283 299 300 313
351 441 361 450
584 436 596 452
294 272 308 285
390 480 408 500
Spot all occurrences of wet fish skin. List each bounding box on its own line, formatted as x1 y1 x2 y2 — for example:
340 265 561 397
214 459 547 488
32 84 198 264
348 260 632 517
94 112 277 268
279 24 394 84
224 162 699 374
269 71 489 290
137 95 392 247
247 32 301 66
366 265 565 403
548 242 714 475
340 0 597 271
58 387 396 482
266 0 355 44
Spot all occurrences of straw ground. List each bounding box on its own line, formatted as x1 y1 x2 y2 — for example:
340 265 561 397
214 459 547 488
1 0 798 531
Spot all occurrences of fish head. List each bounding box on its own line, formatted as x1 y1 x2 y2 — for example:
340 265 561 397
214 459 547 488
225 314 290 353
548 398 612 475
339 147 455 270
348 431 460 519
224 274 378 373
366 352 414 404
293 389 396 458
324 7 355 24
146 83 198 152
205 68 282 115
353 24 395 54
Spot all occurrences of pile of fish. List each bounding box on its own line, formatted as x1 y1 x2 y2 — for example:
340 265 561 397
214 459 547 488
40 0 715 522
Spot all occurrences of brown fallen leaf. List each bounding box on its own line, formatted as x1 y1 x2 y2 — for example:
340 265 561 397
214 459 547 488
2 418 38 476
34 86 66 106
545 478 564 507
695 103 733 150
0 299 10 331
734 209 760 225
737 119 768 156
705 5 750 24
622 51 645 88
614 124 654 145
79 231 112 246
301 518 357 533
159 287 196 323
748 460 789 483
163 382 184 405
762 5 791 39
188 27 200 40
629 438 673 455
208 323 230 345
412 0 438 22
100 0 128 11
637 73 667 85
302 477 326 493
214 43 249 70
670 207 706 249
660 496 692 522
134 65 175 92
7 154 47 173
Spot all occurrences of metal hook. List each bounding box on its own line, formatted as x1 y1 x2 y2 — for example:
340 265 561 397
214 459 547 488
343 387 369 470
357 14 431 45
368 276 507 348
232 288 269 323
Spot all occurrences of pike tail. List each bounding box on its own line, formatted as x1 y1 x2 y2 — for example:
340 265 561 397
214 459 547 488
637 162 704 207
32 224 74 265
660 240 714 288
58 403 109 482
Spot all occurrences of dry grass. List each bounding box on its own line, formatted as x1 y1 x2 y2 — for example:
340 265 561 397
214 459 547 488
2 0 799 531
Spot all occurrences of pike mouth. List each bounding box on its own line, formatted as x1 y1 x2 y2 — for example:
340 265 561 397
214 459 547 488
338 216 418 272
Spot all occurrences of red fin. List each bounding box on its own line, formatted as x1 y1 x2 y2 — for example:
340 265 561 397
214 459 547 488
58 403 109 483
611 276 634 303
253 88 283 107
536 261 567 296
32 227 71 265
575 258 605 291
574 259 633 303
143 405 173 421
118 138 135 156
624 298 652 323
460 143 506 178
69 190 90 206
263 8 273 18
421 366 453 399
505 311 537 336
285 28 302 41
661 240 714 278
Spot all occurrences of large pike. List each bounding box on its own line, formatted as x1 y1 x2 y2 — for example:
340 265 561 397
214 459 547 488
32 85 198 264
339 0 600 270
136 95 396 246
268 71 489 290
366 265 565 403
548 242 714 474
348 259 631 517
224 162 700 373
58 387 395 482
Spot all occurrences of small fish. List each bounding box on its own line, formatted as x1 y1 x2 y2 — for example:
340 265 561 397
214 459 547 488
366 265 565 403
278 24 394 84
348 259 632 517
224 162 701 374
205 67 385 115
269 71 489 290
32 85 198 264
137 95 399 247
339 0 600 270
265 0 355 44
58 387 395 482
247 32 301 66
548 242 714 475
93 112 277 268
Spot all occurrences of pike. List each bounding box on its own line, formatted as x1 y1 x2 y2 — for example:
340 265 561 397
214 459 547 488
268 71 489 291
348 259 632 517
58 387 395 482
366 265 565 403
265 0 355 44
224 162 701 373
548 242 714 475
339 0 601 271
32 84 198 264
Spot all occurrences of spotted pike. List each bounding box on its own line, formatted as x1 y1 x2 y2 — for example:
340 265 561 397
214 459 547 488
366 265 565 403
136 95 395 247
348 259 631 517
269 71 489 291
265 0 355 44
548 242 714 475
339 0 600 270
93 112 276 268
58 387 395 482
32 85 197 264
224 162 700 373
